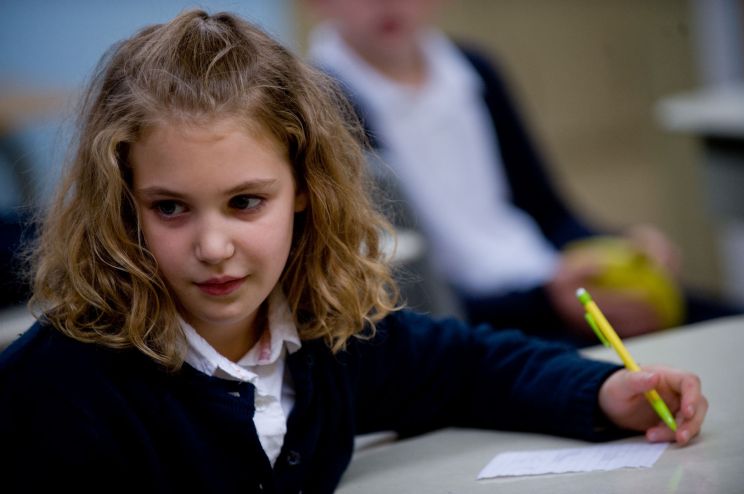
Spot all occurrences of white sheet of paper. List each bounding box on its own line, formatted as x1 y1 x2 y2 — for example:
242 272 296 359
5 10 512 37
477 442 668 479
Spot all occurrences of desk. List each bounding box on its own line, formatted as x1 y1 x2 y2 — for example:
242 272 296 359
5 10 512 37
0 305 35 349
337 316 744 493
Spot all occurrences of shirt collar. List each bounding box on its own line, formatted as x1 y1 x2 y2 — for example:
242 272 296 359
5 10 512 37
181 288 301 380
238 288 301 366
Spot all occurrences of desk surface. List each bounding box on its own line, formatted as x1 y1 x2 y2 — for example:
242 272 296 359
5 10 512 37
337 316 744 493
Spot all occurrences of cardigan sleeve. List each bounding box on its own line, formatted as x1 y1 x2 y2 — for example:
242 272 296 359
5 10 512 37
352 310 625 441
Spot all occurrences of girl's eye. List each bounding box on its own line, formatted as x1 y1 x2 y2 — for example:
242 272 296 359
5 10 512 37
229 195 262 211
153 200 185 217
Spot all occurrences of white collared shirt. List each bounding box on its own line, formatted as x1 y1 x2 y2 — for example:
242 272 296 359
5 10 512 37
182 288 301 466
309 23 559 295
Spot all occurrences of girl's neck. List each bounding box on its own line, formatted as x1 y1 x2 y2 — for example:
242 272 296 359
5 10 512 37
191 303 268 362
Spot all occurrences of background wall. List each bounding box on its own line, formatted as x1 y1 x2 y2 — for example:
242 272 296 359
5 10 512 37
0 0 294 211
294 0 726 295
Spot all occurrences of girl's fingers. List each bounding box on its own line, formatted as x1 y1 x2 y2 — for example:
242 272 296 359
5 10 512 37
646 422 676 443
675 392 708 445
676 374 704 418
645 396 707 445
637 367 707 445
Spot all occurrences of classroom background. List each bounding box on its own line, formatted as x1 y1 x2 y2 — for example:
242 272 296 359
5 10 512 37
2 0 743 333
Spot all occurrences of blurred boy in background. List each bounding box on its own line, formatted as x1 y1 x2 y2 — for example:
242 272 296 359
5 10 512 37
305 0 741 344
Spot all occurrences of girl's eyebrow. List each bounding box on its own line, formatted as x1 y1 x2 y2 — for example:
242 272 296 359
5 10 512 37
136 179 279 198
225 179 278 195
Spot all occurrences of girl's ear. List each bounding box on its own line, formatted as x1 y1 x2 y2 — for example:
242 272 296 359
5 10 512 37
294 189 308 212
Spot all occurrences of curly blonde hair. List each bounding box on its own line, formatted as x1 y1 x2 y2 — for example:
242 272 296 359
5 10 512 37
28 10 399 369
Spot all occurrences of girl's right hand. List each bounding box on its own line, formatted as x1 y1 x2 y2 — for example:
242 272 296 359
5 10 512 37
598 366 707 446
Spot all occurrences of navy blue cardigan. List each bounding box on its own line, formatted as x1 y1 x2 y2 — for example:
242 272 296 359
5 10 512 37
0 310 623 493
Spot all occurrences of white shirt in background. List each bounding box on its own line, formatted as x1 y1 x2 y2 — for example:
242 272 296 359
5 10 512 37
309 23 559 296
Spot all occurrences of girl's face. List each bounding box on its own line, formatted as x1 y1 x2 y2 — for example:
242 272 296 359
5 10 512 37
130 118 306 352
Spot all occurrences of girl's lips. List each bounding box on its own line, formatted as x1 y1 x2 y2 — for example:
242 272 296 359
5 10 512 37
195 277 246 296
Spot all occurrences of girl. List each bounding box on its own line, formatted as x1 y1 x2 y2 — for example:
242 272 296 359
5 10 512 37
0 10 706 493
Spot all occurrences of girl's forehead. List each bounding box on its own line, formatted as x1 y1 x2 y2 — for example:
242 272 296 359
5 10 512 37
134 115 289 161
130 117 293 186
141 115 264 141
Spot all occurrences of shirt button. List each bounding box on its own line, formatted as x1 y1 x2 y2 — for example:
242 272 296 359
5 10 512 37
286 450 301 466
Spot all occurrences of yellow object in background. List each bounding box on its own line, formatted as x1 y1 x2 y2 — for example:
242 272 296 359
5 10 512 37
564 237 685 328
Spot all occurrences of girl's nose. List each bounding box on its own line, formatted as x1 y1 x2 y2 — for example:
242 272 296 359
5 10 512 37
194 222 235 264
